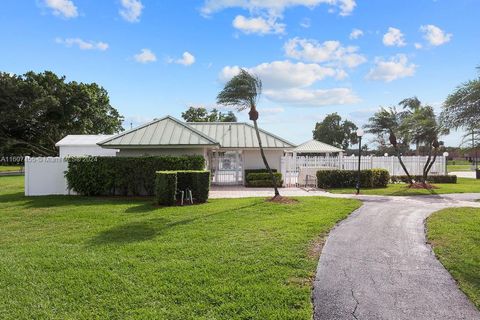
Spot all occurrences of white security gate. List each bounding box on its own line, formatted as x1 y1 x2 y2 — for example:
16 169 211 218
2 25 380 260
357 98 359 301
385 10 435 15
281 155 447 187
210 151 244 185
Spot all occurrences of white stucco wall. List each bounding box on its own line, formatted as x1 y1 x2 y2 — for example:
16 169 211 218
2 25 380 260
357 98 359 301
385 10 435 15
59 145 117 157
24 157 73 196
116 148 206 157
243 149 284 171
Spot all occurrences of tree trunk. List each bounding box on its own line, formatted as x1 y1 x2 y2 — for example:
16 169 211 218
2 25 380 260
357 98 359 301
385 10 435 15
422 145 433 184
425 149 438 177
394 145 413 184
252 119 280 197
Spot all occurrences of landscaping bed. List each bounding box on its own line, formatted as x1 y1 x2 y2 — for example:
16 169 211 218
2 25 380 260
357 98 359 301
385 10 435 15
427 207 480 309
0 175 360 319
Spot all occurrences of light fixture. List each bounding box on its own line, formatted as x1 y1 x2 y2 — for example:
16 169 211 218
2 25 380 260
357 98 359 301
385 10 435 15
384 153 389 157
356 128 365 137
443 152 449 157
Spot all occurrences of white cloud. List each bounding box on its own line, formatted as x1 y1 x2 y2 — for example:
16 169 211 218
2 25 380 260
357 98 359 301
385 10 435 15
219 60 360 107
232 15 285 35
258 107 285 114
349 28 364 39
43 0 78 18
420 25 452 46
201 0 357 17
284 37 367 68
383 27 406 47
170 52 196 66
55 38 108 51
366 54 416 82
134 49 156 63
220 61 339 89
265 88 360 106
119 0 143 23
414 42 423 49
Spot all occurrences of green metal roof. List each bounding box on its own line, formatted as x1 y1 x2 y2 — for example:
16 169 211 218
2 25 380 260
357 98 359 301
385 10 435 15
293 139 344 153
98 116 296 149
99 116 219 148
189 122 295 149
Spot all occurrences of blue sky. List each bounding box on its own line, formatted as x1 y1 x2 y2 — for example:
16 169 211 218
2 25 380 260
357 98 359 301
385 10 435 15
1 0 479 147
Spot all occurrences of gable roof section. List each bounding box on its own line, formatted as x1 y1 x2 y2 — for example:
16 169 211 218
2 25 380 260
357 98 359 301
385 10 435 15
188 122 295 149
98 116 219 148
56 135 115 147
293 139 344 153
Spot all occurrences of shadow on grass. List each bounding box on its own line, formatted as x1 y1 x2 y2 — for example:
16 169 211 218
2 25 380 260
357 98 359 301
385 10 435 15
88 202 262 246
0 191 156 209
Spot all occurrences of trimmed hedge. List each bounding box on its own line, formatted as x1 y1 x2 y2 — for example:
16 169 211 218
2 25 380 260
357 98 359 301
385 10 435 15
66 156 205 196
372 169 390 188
155 170 210 206
176 170 211 203
317 169 390 189
244 169 277 176
391 175 457 184
155 171 177 206
245 172 283 187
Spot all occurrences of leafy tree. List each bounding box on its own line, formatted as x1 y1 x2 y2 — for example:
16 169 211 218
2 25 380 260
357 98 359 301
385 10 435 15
0 71 123 156
312 113 358 150
365 107 414 184
401 104 447 182
217 69 280 198
442 68 480 168
181 106 237 122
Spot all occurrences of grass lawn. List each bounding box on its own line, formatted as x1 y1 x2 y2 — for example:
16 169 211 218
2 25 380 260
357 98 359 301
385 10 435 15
0 176 360 319
327 178 480 196
427 207 480 309
448 164 473 172
0 165 22 172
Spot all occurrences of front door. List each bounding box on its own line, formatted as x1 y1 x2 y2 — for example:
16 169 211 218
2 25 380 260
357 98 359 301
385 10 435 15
210 151 243 185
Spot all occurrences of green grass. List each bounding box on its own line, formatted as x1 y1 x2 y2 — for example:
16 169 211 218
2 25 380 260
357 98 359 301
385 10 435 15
327 178 480 196
0 165 22 172
0 176 360 319
448 164 473 172
427 207 480 309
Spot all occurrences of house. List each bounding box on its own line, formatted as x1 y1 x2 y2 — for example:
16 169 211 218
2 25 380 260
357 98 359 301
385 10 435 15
58 115 295 185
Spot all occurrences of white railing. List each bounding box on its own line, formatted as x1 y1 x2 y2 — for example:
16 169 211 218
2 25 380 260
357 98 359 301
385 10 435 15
281 155 447 187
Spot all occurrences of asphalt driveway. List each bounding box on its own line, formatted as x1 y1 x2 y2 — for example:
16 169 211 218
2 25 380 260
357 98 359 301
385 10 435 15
313 193 480 320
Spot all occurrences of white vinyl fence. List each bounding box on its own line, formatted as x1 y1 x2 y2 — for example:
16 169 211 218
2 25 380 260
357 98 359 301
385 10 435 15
24 157 73 196
281 155 447 187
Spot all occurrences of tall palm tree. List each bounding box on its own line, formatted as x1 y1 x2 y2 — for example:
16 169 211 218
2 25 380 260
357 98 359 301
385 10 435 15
365 107 414 184
217 69 280 197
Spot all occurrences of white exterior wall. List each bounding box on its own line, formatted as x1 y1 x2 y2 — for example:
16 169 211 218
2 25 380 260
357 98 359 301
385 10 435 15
116 148 207 157
243 149 284 171
24 157 73 196
59 145 117 157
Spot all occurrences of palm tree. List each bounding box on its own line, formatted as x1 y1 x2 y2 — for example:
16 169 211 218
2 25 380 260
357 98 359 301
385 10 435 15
365 107 414 184
217 69 280 197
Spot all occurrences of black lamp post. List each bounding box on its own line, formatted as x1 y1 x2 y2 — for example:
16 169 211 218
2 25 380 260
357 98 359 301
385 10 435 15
356 128 364 195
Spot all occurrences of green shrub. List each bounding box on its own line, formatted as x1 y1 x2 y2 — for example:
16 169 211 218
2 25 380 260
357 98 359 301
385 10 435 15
176 170 210 203
371 169 390 188
155 171 177 206
391 175 457 184
316 169 389 189
244 169 277 176
245 172 283 187
66 156 205 196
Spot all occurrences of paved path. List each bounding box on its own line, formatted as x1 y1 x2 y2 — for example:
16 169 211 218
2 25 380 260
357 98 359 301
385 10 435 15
313 193 480 320
450 171 477 179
